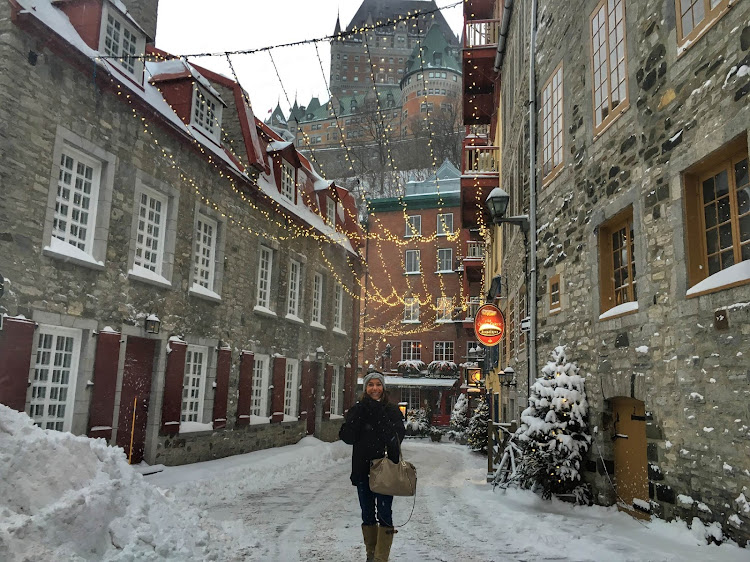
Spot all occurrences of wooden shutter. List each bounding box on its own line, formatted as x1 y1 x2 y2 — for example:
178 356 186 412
323 364 333 420
87 331 121 440
212 348 231 429
236 351 254 426
0 317 36 412
270 356 286 423
160 340 187 435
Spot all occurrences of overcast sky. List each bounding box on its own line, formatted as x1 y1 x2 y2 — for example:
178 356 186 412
155 0 463 119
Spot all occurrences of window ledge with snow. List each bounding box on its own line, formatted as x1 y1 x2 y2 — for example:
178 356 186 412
435 270 455 274
549 307 562 315
179 421 214 434
401 320 421 324
403 272 421 276
188 283 222 303
128 266 172 289
43 238 105 270
310 320 327 331
435 319 453 324
599 301 639 321
330 414 344 420
686 261 750 298
253 305 277 318
282 415 299 423
284 313 305 325
249 415 271 425
332 327 347 336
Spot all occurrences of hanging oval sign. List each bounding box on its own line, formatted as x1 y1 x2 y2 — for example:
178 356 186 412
474 304 505 347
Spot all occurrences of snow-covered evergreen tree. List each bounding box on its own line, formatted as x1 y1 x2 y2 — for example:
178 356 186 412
467 396 490 452
516 345 592 503
447 393 469 442
405 409 429 436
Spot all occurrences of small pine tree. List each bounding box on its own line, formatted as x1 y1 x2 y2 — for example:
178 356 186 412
516 345 592 503
467 396 490 452
447 393 469 437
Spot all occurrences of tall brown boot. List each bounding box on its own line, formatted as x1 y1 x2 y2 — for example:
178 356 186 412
362 524 378 561
373 525 396 562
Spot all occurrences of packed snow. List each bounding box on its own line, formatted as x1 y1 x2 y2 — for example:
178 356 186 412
1 405 748 561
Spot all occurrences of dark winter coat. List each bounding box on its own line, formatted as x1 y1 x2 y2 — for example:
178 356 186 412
339 396 406 486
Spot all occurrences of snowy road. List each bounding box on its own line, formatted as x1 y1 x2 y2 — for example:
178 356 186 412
148 438 748 562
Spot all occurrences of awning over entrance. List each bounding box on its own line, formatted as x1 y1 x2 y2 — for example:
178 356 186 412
357 376 459 388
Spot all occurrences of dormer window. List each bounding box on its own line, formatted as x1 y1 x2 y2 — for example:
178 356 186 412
99 2 146 79
281 161 296 202
192 85 222 141
326 196 336 227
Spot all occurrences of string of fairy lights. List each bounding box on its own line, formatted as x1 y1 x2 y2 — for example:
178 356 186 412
87 1 484 354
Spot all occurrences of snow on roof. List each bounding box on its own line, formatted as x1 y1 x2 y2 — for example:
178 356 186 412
267 140 293 152
356 376 459 388
147 59 226 105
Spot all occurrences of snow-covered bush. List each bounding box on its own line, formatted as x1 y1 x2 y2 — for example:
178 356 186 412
446 393 469 443
515 345 592 503
405 409 429 436
397 360 426 377
467 396 490 452
427 360 458 378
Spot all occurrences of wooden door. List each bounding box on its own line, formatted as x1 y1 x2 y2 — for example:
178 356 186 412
116 337 156 464
612 397 650 520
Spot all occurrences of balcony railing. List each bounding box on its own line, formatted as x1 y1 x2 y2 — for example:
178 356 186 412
466 296 482 320
464 146 499 174
466 241 485 259
465 124 490 139
464 19 501 48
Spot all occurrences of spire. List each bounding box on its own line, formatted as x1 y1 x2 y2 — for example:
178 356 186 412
334 8 341 35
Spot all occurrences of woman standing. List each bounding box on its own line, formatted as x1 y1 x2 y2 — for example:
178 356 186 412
339 370 406 562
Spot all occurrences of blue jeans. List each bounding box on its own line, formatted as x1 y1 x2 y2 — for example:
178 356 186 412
356 480 393 527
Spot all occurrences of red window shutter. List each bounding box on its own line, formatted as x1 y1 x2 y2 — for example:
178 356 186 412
0 317 36 412
323 364 333 420
212 348 231 429
87 331 121 440
270 356 287 423
160 340 187 435
236 351 254 426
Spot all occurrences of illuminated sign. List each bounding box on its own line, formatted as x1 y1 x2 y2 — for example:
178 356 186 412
473 304 505 347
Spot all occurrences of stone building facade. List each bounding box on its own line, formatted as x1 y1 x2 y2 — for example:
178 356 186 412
464 0 750 545
0 0 362 466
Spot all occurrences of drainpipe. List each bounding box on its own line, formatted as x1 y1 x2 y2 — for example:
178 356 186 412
493 0 514 73
528 0 539 398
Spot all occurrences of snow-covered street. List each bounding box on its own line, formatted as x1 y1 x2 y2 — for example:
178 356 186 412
149 438 748 562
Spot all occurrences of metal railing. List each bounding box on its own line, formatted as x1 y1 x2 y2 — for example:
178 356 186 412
464 19 502 48
465 124 491 138
466 241 485 259
463 146 499 174
466 296 482 319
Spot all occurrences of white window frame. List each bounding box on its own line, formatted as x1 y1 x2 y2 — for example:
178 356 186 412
403 297 420 322
251 354 270 418
326 196 336 227
437 248 453 272
133 186 168 276
282 160 296 202
312 272 324 325
434 341 454 362
436 213 453 236
405 215 422 237
436 296 453 322
401 340 421 361
193 213 218 292
331 366 345 416
181 345 208 423
28 325 82 432
403 387 421 410
287 259 302 318
334 282 344 330
256 246 274 309
191 84 223 141
405 249 421 274
98 3 146 79
284 359 300 417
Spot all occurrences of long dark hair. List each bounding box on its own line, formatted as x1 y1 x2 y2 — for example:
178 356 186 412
358 389 391 404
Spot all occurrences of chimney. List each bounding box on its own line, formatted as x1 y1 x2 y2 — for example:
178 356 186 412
118 0 159 44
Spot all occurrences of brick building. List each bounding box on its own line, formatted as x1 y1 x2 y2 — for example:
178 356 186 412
362 161 475 424
0 0 363 466
462 0 750 545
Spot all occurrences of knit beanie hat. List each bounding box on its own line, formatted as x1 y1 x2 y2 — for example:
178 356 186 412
362 371 386 390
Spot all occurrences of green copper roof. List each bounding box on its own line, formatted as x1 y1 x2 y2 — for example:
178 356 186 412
404 25 461 75
367 190 460 213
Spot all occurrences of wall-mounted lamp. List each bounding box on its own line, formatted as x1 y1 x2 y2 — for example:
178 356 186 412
145 313 161 334
499 366 517 387
316 346 326 362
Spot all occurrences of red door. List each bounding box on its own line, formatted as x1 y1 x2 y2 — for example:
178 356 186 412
117 337 156 464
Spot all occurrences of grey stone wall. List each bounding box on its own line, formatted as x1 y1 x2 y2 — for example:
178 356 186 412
497 0 750 545
0 4 359 466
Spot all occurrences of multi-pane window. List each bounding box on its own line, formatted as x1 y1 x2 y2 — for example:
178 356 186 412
312 272 324 323
287 259 301 317
256 246 273 309
182 346 208 423
103 13 140 74
403 387 421 410
437 248 453 272
405 250 421 274
194 215 217 290
519 289 527 352
28 326 81 432
331 366 345 416
401 340 421 361
134 189 167 274
403 297 420 322
251 355 269 417
284 359 299 417
326 197 336 227
436 213 453 235
550 274 562 312
676 0 729 45
599 208 637 313
542 64 564 179
192 87 221 139
591 0 628 133
281 161 295 202
334 283 344 330
436 296 453 321
508 299 516 358
434 341 454 362
53 149 101 254
405 215 421 237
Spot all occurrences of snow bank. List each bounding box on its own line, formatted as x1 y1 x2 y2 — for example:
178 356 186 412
0 405 232 561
